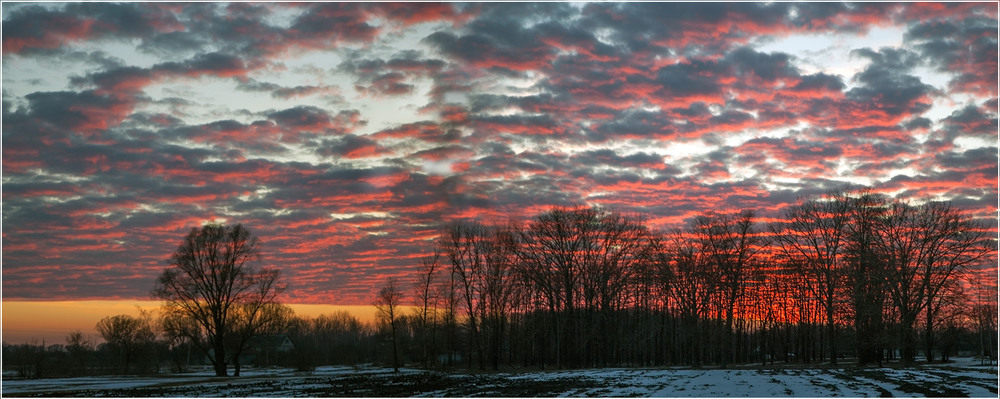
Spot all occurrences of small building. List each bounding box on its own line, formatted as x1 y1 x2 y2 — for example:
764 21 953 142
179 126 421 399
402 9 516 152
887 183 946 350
248 334 294 367
252 335 294 353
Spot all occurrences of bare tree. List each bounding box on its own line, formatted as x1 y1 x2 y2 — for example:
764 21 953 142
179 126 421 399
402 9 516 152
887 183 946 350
153 223 284 377
517 215 564 368
692 209 761 366
413 250 442 367
442 221 486 368
771 193 851 365
918 203 993 362
96 314 155 374
518 206 601 368
479 221 520 369
581 210 650 366
644 233 677 364
159 309 201 371
65 330 92 375
661 228 713 367
972 301 998 365
877 200 994 364
844 190 891 366
227 299 291 376
440 242 462 369
376 277 405 372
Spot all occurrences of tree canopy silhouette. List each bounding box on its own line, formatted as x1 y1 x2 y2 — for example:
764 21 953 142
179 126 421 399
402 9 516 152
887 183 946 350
153 223 284 377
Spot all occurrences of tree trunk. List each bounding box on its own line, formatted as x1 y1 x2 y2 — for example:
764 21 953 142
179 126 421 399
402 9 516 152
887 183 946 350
724 308 733 368
490 316 502 370
391 320 400 373
900 314 917 364
828 308 838 365
213 338 228 377
422 315 430 368
925 305 935 363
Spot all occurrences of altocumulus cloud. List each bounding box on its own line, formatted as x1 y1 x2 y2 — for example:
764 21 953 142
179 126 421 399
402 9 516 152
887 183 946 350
2 2 996 304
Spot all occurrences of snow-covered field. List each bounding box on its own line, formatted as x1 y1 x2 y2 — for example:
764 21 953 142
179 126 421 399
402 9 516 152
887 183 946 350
3 358 997 397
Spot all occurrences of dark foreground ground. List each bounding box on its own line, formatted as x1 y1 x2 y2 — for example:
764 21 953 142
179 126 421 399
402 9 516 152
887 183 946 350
3 358 997 397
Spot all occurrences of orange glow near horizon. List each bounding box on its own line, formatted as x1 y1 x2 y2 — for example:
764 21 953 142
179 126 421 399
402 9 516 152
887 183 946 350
1 300 389 345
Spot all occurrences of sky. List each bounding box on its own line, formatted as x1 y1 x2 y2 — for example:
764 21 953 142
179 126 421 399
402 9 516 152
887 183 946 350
1 301 383 344
2 2 998 314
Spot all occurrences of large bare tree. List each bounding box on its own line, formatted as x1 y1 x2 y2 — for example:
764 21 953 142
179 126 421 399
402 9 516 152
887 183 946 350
442 221 486 368
438 220 521 369
660 228 714 366
693 209 761 366
770 192 851 365
153 223 284 377
581 210 650 366
479 221 520 369
518 206 601 368
844 190 892 366
877 200 993 364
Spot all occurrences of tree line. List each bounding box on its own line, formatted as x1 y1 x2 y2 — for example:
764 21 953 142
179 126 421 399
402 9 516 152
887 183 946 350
392 189 995 370
4 189 996 378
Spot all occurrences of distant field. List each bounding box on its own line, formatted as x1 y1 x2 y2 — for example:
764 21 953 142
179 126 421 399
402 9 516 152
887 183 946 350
3 358 997 397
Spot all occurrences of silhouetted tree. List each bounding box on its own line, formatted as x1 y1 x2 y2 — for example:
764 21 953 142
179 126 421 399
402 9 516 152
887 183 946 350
413 250 442 367
479 221 520 369
518 206 602 368
284 315 319 371
844 190 891 366
771 192 851 365
310 311 369 365
96 314 154 374
443 221 507 369
926 280 967 362
153 223 284 377
661 229 713 366
227 300 291 376
580 210 651 366
376 277 405 372
877 200 993 364
693 209 761 366
972 301 998 365
442 222 478 367
159 308 205 371
65 330 92 376
440 244 462 369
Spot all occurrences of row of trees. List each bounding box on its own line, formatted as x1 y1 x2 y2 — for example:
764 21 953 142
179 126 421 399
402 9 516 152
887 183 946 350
3 309 378 378
6 295 995 379
5 312 180 378
6 189 994 379
385 189 996 370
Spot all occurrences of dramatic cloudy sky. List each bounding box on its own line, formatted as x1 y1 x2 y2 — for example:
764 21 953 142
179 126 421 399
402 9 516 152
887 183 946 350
3 2 997 305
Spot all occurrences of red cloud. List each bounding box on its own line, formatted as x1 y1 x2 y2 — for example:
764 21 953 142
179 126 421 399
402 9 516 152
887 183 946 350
2 16 95 54
370 3 464 26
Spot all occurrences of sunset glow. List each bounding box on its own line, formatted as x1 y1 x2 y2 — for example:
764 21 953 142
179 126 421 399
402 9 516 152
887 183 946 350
2 3 997 343
2 301 384 344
